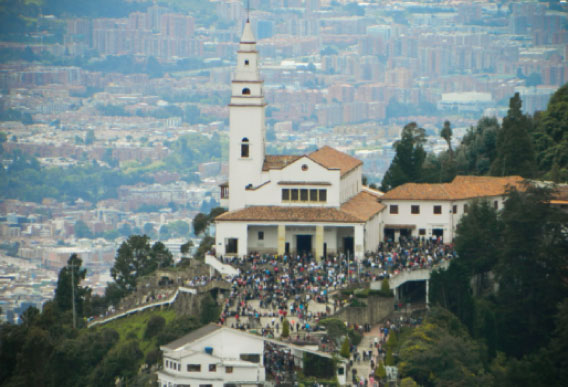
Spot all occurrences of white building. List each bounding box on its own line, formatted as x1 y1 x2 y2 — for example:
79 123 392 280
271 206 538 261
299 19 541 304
215 21 384 260
158 324 265 387
157 324 347 387
378 175 524 243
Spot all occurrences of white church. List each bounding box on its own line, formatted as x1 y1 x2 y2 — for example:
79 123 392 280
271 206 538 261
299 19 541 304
214 21 526 260
214 21 384 260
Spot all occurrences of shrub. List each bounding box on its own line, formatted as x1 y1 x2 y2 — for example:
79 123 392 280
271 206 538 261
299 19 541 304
340 337 350 358
144 315 165 340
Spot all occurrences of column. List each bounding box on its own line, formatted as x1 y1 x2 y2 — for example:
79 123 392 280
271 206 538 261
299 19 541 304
315 225 324 262
277 224 286 256
354 224 364 261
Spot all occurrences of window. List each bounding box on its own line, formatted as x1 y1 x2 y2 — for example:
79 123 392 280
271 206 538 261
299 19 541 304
240 354 261 363
178 363 181 371
452 205 457 214
419 228 426 236
300 189 308 201
187 364 201 372
241 138 249 158
282 189 290 201
291 189 299 201
310 189 318 201
225 366 233 374
389 205 398 214
301 164 308 171
411 205 420 214
433 205 442 214
258 231 264 240
166 360 169 368
200 385 213 387
464 204 469 213
226 238 238 254
242 87 251 95
494 200 498 209
244 59 249 65
318 189 327 202
209 364 217 372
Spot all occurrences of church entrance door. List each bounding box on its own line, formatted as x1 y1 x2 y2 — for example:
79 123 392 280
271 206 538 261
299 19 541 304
343 237 354 257
296 235 312 255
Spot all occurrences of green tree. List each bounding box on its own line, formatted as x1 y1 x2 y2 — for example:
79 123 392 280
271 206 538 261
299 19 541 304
453 199 502 295
532 83 568 180
490 93 535 177
440 120 453 155
454 117 499 176
54 254 90 318
381 122 426 191
398 308 489 387
494 186 568 357
91 340 143 386
111 235 173 292
192 212 209 235
375 360 387 380
200 293 220 324
144 315 166 340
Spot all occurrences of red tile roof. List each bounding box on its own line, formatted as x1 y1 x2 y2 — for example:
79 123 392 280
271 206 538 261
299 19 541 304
340 191 385 221
261 147 362 177
262 155 302 171
309 146 363 177
380 176 525 201
215 205 363 223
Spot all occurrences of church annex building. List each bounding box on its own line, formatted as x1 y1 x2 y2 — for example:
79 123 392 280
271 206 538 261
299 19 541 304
214 21 525 261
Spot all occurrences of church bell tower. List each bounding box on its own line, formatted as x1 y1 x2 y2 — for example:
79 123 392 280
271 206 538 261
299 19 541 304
228 20 266 211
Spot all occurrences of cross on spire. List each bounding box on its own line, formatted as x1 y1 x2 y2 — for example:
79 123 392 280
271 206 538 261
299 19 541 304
246 0 250 22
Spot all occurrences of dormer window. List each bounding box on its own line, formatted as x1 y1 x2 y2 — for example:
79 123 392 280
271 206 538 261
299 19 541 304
244 59 250 66
242 88 251 95
241 138 249 158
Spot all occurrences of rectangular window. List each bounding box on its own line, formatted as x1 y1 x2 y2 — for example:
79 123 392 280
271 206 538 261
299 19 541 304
411 205 420 214
419 228 426 236
452 205 457 214
389 205 398 214
240 354 261 363
178 363 181 371
200 385 213 387
282 189 289 201
300 189 308 201
241 143 249 158
494 200 498 209
433 205 442 214
291 189 299 201
225 366 233 374
209 364 216 372
166 360 169 368
464 204 469 213
310 189 318 201
187 364 201 372
226 238 238 254
258 231 264 240
318 189 327 202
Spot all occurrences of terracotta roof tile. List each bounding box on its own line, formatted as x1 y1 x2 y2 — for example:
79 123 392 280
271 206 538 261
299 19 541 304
215 205 364 223
308 146 363 177
341 191 385 221
380 176 525 201
262 155 302 171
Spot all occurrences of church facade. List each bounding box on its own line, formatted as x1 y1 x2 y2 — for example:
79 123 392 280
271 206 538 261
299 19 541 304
214 21 383 260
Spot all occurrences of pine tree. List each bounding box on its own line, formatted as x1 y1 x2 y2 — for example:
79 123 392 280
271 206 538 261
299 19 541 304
381 122 426 191
490 93 535 177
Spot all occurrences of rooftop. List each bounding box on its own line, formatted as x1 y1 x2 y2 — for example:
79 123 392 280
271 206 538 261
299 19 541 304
380 175 526 201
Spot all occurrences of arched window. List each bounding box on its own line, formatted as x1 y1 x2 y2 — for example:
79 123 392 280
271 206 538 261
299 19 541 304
241 138 249 158
244 59 250 66
242 88 251 95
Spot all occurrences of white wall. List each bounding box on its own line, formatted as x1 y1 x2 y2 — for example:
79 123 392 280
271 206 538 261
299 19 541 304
340 165 362 204
364 212 381 253
380 195 508 243
244 156 341 208
247 225 278 254
215 222 248 256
